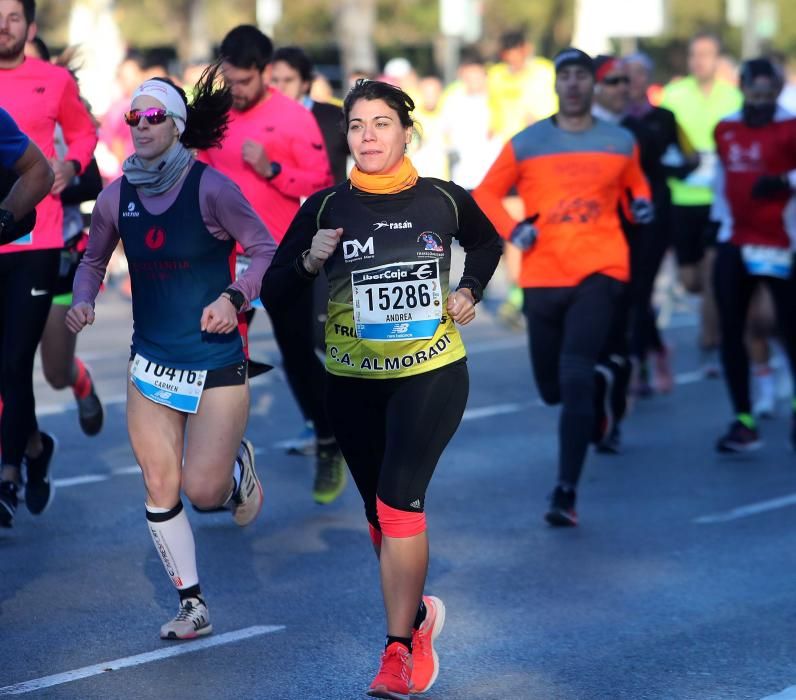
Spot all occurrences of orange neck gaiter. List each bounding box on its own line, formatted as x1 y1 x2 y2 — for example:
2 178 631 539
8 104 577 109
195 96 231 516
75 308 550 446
349 156 419 194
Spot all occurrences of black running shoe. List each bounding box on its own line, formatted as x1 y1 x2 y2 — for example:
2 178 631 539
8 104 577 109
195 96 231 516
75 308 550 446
592 364 615 444
25 432 56 515
0 480 18 528
76 378 103 436
716 420 762 453
545 486 578 527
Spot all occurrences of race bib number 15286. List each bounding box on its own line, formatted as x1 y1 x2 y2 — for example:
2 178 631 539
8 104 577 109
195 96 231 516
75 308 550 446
352 260 443 341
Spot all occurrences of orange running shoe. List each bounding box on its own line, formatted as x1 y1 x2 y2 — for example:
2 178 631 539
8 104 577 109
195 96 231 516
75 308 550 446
411 595 446 693
367 642 412 700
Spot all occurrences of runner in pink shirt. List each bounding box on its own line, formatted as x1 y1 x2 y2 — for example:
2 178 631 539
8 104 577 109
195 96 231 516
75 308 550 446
0 0 97 528
201 25 346 505
199 46 331 242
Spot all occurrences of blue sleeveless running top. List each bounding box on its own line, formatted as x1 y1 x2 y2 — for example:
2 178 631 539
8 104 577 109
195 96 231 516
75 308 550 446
118 161 243 370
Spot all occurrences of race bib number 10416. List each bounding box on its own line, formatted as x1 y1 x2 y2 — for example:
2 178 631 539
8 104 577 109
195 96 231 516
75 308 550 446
130 354 207 413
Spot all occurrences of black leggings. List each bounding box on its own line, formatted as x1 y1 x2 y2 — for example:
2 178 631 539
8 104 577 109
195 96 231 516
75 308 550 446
0 249 60 468
266 280 333 439
713 243 796 415
523 274 624 488
327 361 469 529
628 209 669 359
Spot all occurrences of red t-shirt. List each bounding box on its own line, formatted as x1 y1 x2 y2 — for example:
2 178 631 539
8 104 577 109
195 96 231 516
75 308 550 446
713 109 796 248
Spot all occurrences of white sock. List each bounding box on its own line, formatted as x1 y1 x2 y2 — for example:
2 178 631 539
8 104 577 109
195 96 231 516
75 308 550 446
220 459 243 510
145 501 199 592
233 458 242 490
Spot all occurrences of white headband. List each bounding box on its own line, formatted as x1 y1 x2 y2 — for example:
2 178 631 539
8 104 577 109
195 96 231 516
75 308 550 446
130 80 187 135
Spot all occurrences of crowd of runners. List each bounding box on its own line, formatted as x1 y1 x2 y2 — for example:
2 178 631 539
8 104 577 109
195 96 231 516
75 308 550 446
1 1 795 697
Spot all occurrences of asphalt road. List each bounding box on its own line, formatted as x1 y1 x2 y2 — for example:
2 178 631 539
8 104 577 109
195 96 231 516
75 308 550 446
2 285 796 700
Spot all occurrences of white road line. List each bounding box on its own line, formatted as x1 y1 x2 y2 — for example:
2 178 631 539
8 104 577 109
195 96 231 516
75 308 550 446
760 686 796 699
53 467 139 490
37 367 703 419
0 625 285 696
462 401 540 421
37 394 127 416
53 475 107 488
694 493 796 524
674 370 704 386
112 465 141 475
266 365 705 450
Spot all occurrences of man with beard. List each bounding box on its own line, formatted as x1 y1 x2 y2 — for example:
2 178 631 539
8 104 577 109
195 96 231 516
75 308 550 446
0 0 97 527
474 48 652 527
199 26 344 505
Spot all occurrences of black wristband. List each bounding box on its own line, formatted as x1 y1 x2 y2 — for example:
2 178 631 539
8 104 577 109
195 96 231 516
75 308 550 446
68 159 82 176
222 287 246 312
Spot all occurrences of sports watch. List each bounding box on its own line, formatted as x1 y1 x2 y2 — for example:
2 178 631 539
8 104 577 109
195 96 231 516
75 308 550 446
456 278 482 304
266 161 282 180
222 287 246 312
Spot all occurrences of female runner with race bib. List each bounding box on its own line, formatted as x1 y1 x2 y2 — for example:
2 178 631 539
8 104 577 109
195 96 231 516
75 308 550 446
262 79 502 699
67 66 276 639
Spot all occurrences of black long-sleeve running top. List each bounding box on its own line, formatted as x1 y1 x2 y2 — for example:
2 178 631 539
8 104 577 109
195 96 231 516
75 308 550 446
262 177 503 379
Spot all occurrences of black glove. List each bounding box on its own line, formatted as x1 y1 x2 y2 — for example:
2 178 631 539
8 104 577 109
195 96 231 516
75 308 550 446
509 214 540 251
630 198 655 225
751 174 790 199
625 188 654 225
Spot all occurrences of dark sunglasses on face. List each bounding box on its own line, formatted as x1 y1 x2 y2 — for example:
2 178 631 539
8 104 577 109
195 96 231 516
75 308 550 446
123 108 179 126
602 75 630 86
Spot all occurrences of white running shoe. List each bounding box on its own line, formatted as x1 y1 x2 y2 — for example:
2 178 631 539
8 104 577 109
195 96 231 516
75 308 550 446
160 597 212 640
752 369 776 419
231 438 263 527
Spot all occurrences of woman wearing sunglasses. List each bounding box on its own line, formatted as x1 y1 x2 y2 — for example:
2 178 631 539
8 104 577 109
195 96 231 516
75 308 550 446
66 65 277 639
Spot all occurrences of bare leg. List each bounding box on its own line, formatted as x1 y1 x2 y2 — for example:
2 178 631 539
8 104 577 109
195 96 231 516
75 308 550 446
126 377 186 507
40 304 77 390
700 248 720 350
182 382 249 509
380 532 429 639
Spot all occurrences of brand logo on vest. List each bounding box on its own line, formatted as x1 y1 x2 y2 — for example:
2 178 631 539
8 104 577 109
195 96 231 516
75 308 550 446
343 237 375 261
145 226 166 250
122 201 140 218
373 220 412 231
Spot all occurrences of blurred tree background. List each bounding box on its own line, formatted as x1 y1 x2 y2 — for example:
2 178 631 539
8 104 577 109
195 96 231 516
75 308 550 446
32 0 796 80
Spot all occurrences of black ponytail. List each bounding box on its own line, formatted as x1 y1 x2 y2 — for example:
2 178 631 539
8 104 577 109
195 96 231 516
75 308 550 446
151 62 232 151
